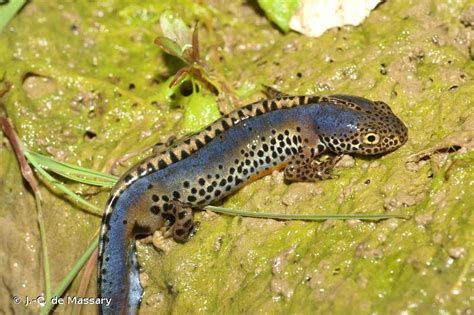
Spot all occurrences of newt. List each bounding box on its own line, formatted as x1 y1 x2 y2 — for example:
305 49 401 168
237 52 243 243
98 94 408 314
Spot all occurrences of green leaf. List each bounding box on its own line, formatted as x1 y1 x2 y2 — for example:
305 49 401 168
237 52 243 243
154 36 186 61
257 0 300 32
0 0 27 32
159 10 192 55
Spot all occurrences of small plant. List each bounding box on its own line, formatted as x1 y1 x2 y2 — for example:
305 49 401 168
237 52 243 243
154 11 227 95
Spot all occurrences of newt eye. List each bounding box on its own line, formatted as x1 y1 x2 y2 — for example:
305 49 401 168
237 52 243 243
363 132 380 145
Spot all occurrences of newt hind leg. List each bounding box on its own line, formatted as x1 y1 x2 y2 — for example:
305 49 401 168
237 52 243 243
160 201 195 243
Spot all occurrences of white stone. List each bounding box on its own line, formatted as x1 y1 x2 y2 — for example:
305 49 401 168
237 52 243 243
289 0 382 37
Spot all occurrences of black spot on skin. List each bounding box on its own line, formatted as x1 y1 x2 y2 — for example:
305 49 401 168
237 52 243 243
207 186 214 193
178 211 187 220
191 187 197 194
277 134 284 141
219 164 224 170
219 179 227 186
162 195 169 202
158 159 168 169
181 150 189 159
318 144 325 153
183 219 193 228
163 204 173 212
195 139 204 149
152 194 159 202
150 206 160 214
199 189 206 196
204 134 213 144
227 175 233 182
238 110 246 119
169 151 179 163
124 174 133 183
188 196 197 202
175 229 185 236
123 220 127 225
270 101 278 110
230 167 236 174
147 163 156 172
199 178 206 186
173 191 180 199
214 190 221 197
262 143 269 151
148 184 153 189
221 120 230 129
183 181 190 188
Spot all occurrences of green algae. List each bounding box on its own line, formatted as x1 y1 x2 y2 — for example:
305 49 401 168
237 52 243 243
0 0 473 314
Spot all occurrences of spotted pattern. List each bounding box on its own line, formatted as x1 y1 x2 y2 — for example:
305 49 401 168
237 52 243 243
98 94 408 314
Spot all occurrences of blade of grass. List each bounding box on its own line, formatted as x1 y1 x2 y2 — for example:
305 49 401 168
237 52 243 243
39 236 99 315
25 149 409 221
27 151 118 187
205 205 410 221
0 0 27 32
24 151 103 216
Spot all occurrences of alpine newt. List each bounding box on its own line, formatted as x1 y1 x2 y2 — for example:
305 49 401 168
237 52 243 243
98 94 408 314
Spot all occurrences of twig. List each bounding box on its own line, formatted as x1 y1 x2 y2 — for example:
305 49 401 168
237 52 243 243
73 245 99 315
0 116 52 305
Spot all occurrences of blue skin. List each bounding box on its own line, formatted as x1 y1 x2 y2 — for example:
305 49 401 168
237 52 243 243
99 99 401 314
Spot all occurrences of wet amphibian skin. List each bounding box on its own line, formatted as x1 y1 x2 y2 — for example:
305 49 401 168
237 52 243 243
98 94 408 314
